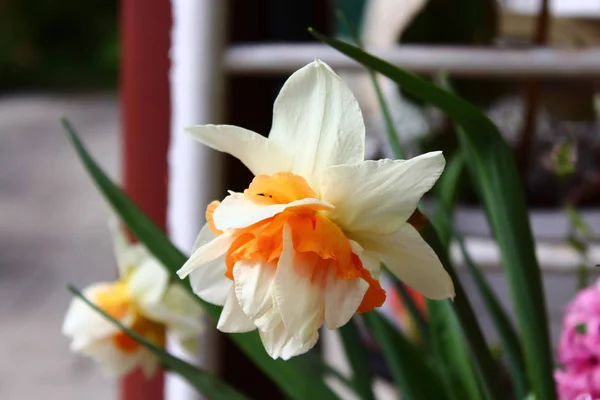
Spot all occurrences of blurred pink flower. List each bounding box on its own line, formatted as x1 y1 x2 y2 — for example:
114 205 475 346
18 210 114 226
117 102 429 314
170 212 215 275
556 282 600 399
555 368 600 400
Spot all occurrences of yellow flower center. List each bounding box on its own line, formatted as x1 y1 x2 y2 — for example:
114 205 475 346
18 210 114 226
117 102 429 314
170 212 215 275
95 280 166 353
207 172 386 312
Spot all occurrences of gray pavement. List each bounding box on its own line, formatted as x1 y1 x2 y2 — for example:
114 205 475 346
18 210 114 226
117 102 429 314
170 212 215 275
0 94 119 399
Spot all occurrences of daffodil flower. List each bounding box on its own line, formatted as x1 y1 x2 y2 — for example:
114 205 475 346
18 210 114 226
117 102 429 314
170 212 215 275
63 223 204 377
177 60 454 360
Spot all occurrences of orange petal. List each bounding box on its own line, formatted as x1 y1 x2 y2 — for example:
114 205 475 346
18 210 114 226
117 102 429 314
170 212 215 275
289 214 361 279
357 265 387 313
206 200 223 235
244 172 317 205
112 331 139 353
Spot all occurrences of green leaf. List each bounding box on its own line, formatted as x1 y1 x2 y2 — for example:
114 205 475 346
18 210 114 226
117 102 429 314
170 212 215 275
363 312 449 400
62 118 339 400
430 81 528 399
386 272 429 343
456 235 528 399
431 153 465 249
309 32 556 400
336 10 404 158
428 152 485 400
427 300 483 400
338 320 376 400
67 285 249 400
421 224 502 400
566 204 594 239
300 352 356 393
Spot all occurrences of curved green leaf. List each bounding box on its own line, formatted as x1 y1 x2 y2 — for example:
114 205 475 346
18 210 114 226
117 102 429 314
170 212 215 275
421 224 502 400
363 312 449 400
386 272 429 343
427 300 482 400
339 320 376 400
456 235 528 399
309 31 556 400
62 118 339 400
431 153 465 249
67 285 249 400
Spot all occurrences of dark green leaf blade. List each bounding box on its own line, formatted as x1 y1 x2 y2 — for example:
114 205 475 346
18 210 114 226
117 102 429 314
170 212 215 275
456 236 528 399
309 32 556 400
427 152 487 400
67 285 249 400
363 312 449 400
431 153 465 249
386 272 429 343
422 224 502 400
338 320 376 400
62 118 339 400
427 300 482 400
430 148 524 399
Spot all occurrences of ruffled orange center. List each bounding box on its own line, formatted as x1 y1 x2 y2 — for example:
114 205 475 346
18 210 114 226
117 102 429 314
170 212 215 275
95 281 166 353
208 172 385 313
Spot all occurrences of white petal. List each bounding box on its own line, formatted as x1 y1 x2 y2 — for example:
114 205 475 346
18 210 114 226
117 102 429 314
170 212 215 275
324 272 369 330
179 225 233 306
139 350 160 378
268 60 365 188
189 256 232 306
321 152 445 235
177 227 234 279
141 284 204 338
254 299 283 333
63 283 121 345
274 226 324 343
353 224 454 300
109 219 146 277
79 339 145 377
185 124 292 175
259 321 319 360
281 330 319 361
349 239 364 254
233 260 280 331
217 287 256 333
127 258 169 307
213 192 333 231
359 250 383 279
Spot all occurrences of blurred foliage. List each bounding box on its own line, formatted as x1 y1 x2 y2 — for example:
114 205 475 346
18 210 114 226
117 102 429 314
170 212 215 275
403 0 512 108
0 0 118 90
403 0 498 45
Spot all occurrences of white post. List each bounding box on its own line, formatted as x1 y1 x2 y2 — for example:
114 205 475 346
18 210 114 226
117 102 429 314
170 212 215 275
167 0 227 399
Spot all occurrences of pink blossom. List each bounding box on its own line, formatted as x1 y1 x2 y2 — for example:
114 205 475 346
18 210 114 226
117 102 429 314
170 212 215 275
555 367 600 399
556 281 600 399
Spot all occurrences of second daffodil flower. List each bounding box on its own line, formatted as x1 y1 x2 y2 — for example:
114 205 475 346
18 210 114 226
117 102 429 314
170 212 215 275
177 59 454 360
63 223 204 377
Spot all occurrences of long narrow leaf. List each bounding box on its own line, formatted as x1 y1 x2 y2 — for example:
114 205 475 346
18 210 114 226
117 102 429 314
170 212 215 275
310 31 556 400
456 235 528 399
68 285 249 400
62 118 339 400
363 312 449 400
422 224 502 400
336 10 404 158
437 150 528 398
338 321 376 400
386 272 429 343
427 300 483 400
427 152 487 400
431 153 465 249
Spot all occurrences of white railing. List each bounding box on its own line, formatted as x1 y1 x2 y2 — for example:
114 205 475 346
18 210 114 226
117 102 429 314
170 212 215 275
224 43 600 77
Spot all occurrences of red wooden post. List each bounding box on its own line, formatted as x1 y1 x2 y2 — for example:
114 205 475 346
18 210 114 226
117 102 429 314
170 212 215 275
120 0 171 399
